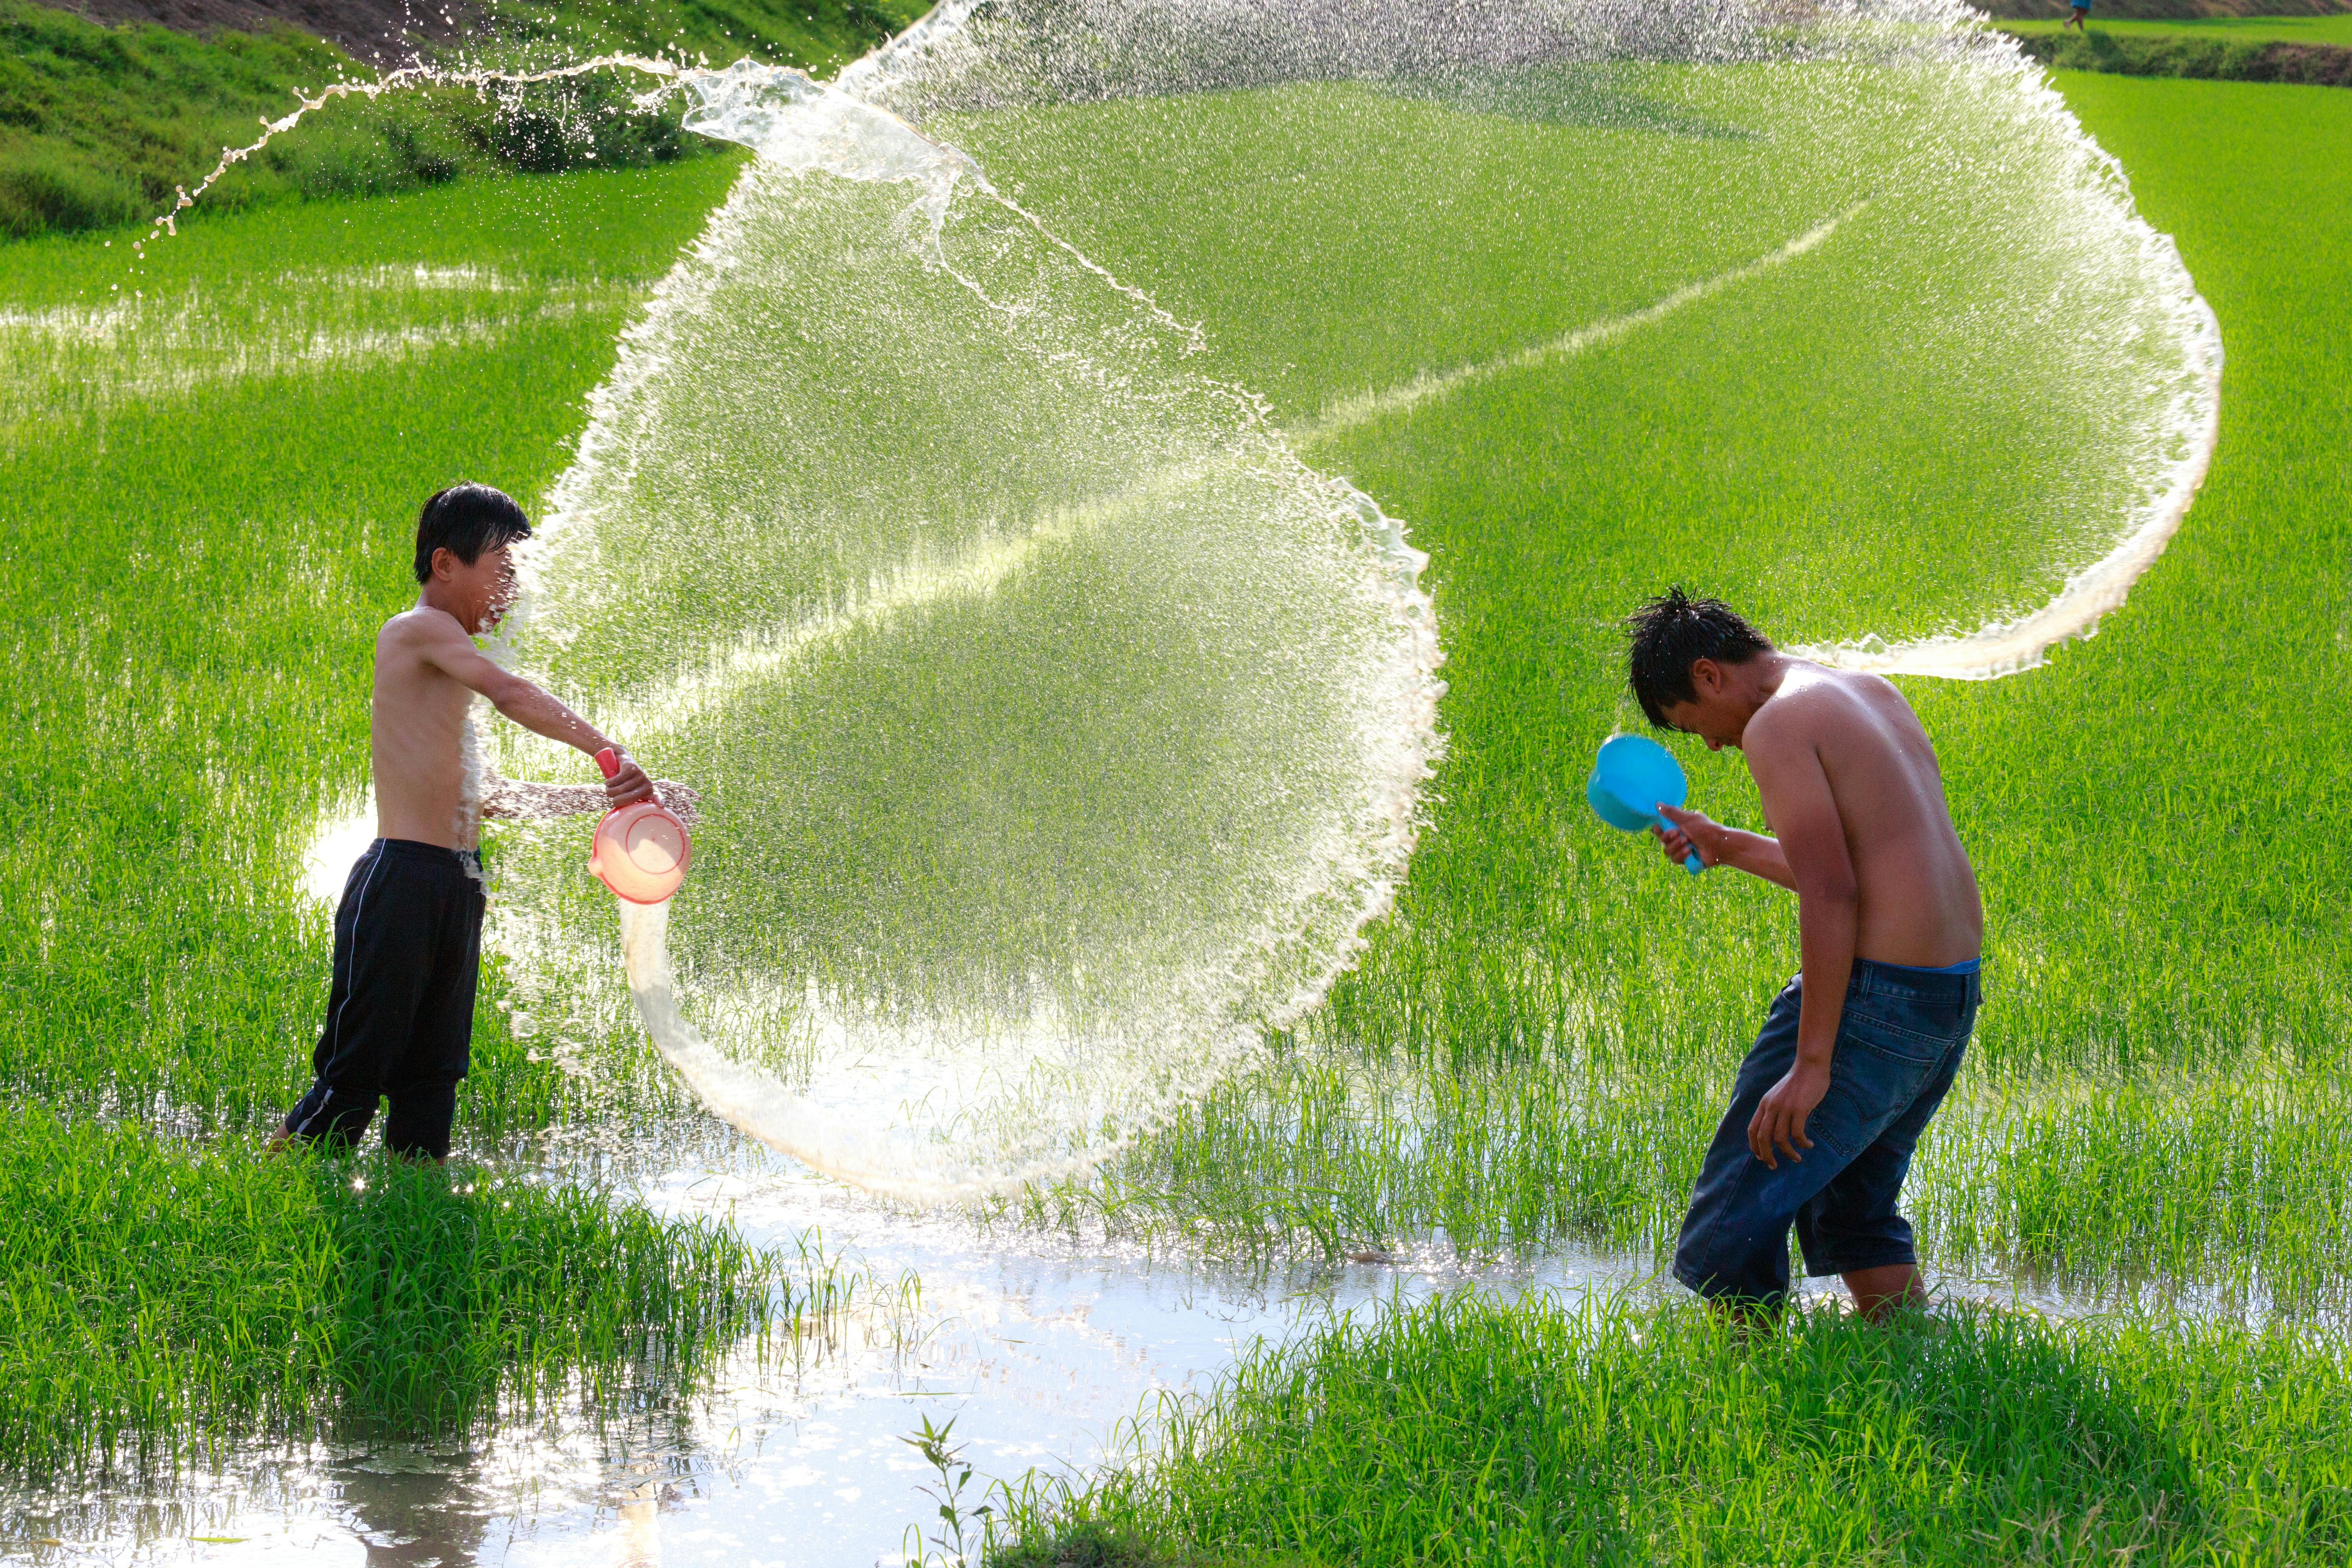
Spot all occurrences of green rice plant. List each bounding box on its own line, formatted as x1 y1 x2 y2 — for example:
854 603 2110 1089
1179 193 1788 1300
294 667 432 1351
0 1105 836 1475
995 1291 2352 1566
989 73 2352 1312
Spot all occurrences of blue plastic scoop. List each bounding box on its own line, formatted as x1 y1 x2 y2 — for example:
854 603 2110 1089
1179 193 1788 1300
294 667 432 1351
1587 734 1704 875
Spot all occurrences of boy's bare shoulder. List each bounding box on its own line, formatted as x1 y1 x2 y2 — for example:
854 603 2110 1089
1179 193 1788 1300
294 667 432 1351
378 604 467 651
1750 666 1895 749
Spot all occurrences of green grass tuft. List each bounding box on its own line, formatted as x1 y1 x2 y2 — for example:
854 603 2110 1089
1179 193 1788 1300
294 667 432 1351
0 1106 813 1474
1002 1292 2352 1566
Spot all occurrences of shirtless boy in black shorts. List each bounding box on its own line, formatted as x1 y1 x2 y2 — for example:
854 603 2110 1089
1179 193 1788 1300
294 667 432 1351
273 484 668 1160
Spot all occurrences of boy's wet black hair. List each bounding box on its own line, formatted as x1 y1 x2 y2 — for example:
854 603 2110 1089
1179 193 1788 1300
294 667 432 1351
414 483 532 584
1626 586 1773 728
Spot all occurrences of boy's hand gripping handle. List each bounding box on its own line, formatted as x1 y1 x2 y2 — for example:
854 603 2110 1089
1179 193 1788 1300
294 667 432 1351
1655 810 1705 876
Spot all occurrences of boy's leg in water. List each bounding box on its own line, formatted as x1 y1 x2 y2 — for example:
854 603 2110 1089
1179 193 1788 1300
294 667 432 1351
381 854 486 1161
1672 978 1839 1313
280 841 438 1150
1793 964 1977 1319
1675 964 1976 1316
1842 1263 1927 1321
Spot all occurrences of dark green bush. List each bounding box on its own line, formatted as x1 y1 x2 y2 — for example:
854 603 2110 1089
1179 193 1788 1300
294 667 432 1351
2015 31 2352 86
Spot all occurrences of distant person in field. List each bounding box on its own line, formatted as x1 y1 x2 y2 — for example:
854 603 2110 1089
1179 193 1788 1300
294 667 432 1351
1627 589 1983 1321
2063 0 2090 32
272 483 688 1163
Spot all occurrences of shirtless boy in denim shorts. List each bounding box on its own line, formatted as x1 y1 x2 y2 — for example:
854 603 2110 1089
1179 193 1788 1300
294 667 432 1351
1626 590 1984 1319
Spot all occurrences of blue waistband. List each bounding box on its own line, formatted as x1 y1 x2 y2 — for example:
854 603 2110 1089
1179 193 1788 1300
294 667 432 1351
1878 956 1980 976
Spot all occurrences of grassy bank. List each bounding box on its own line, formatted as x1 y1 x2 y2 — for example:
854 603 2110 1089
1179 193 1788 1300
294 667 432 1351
1974 0 2351 18
0 1108 817 1474
955 68 2352 1314
997 1293 2352 1566
2003 21 2352 85
0 0 921 240
2000 13 2352 40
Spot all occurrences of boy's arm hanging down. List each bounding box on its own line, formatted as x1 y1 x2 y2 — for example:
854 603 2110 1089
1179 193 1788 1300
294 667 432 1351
1739 710 1860 1170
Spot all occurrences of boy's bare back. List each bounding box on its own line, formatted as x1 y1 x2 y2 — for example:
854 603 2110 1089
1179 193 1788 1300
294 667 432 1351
1739 664 1982 968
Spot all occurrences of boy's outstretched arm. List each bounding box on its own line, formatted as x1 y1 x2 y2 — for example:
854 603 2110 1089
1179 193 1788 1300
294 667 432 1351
480 776 701 823
1741 718 1859 1170
405 610 655 807
1655 806 1796 890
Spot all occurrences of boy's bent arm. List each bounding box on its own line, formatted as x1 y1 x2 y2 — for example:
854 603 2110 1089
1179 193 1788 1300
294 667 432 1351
1655 807 1797 890
1742 721 1859 1169
1717 828 1796 890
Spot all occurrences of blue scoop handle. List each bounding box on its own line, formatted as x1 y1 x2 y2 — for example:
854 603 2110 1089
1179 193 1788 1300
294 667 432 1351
1654 811 1704 876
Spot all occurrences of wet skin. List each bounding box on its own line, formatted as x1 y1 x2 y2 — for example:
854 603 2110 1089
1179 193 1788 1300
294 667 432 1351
1652 650 1982 1319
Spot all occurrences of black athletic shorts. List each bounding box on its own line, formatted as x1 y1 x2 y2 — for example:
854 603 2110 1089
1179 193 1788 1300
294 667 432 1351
285 837 486 1159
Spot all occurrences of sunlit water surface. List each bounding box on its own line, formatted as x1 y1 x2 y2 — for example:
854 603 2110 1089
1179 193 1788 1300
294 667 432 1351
9 1125 2174 1568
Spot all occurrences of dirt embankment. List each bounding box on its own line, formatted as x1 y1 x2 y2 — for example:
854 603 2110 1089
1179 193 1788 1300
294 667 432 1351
2008 28 2352 82
53 0 472 65
1974 0 2348 19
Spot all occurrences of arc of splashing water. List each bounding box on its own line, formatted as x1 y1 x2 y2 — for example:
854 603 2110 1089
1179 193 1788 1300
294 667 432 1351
613 900 1233 1202
508 59 1442 1201
136 53 698 243
1791 313 2220 679
1290 200 1869 445
152 15 2220 688
1287 193 2222 682
270 20 2218 1198
581 184 2216 755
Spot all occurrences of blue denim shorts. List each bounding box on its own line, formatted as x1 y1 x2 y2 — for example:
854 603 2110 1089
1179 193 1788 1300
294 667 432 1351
1672 959 1979 1308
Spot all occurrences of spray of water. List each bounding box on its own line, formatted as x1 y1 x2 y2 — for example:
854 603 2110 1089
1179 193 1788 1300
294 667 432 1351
252 0 2214 1200
476 54 1441 1198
